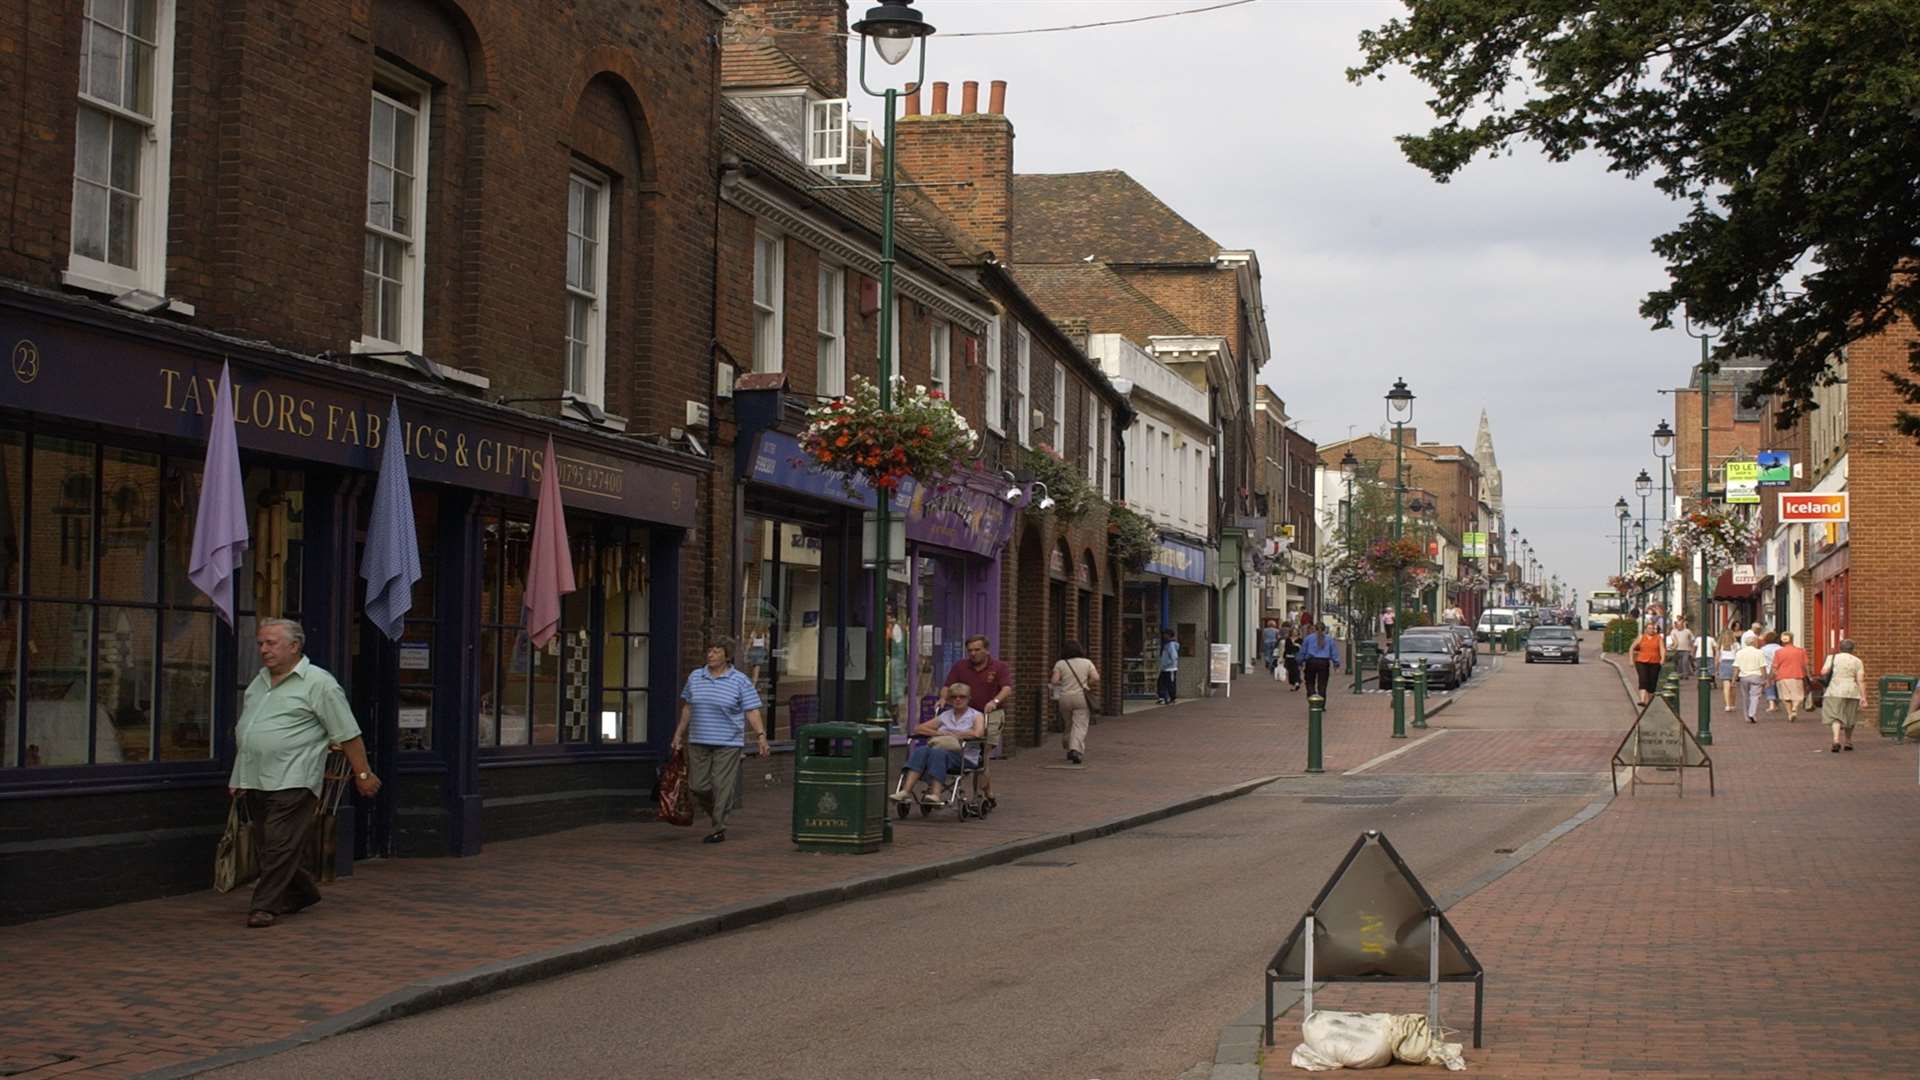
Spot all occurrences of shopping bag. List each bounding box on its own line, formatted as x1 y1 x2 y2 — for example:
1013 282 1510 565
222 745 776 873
655 748 694 827
213 796 257 894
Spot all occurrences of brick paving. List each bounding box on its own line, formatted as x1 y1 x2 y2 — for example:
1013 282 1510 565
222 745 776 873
1261 653 1920 1079
0 666 1433 1078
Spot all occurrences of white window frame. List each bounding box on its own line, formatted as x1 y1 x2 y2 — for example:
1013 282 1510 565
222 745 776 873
358 64 431 354
806 98 849 167
1052 364 1066 450
67 0 176 297
752 228 784 373
1084 386 1097 483
816 262 845 397
1097 402 1111 498
984 314 1004 434
1015 325 1032 448
564 167 610 407
835 118 873 181
929 319 951 396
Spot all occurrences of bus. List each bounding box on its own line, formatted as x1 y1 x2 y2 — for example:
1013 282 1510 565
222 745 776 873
1586 588 1628 630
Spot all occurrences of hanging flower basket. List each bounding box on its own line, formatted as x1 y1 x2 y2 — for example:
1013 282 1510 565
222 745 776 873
1108 503 1156 573
798 377 977 492
1668 510 1754 571
1638 547 1688 577
1361 535 1428 577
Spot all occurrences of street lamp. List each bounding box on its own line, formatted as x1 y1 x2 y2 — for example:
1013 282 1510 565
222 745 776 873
1634 468 1652 564
1340 449 1360 691
852 0 936 730
1652 419 1674 613
1386 378 1414 653
1684 310 1717 745
1507 527 1518 605
1615 498 1630 575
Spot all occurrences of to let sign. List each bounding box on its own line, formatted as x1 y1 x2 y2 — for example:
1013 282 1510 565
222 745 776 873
1779 492 1848 523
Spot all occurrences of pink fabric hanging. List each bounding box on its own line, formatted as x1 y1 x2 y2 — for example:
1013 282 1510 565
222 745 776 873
523 436 576 648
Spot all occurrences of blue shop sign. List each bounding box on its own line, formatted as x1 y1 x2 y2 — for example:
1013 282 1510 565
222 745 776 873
749 431 877 508
1146 535 1209 584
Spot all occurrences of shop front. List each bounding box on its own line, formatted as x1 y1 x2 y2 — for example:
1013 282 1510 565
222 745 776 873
1121 534 1210 699
0 295 702 922
737 431 1011 737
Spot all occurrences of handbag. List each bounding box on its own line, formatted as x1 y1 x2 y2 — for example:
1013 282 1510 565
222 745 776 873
655 748 694 827
928 734 964 752
213 795 257 894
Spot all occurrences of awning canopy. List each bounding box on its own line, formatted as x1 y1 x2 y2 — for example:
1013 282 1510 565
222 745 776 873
1713 569 1761 601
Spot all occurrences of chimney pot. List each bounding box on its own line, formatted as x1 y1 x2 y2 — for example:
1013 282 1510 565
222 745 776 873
961 81 979 114
931 81 949 114
988 80 1006 114
905 82 921 116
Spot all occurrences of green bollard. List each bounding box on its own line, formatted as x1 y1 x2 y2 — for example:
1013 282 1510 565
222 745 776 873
1697 671 1714 745
1391 670 1408 739
1307 694 1325 773
1413 659 1429 729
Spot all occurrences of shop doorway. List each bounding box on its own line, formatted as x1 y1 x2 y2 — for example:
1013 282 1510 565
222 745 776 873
742 517 844 738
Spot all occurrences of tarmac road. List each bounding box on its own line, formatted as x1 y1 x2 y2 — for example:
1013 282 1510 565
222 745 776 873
209 645 1626 1080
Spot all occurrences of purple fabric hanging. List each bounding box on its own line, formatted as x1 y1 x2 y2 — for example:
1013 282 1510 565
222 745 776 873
361 398 422 640
188 362 250 625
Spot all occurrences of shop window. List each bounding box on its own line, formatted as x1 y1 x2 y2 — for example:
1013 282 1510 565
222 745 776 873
392 490 438 751
740 517 831 740
599 530 650 743
0 434 252 770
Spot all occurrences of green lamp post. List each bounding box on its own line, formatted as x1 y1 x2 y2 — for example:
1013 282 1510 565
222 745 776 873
1615 498 1630 575
1684 312 1716 745
1652 419 1675 615
1386 378 1414 656
851 0 935 728
1340 449 1361 693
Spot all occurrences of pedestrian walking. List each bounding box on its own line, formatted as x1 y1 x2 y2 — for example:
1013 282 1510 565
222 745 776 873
1771 632 1810 722
1667 616 1696 680
670 637 768 844
1156 629 1180 705
1298 623 1341 698
228 619 380 928
1760 631 1783 713
1282 626 1303 690
942 635 1012 808
1732 634 1770 724
1740 621 1764 648
1718 633 1740 712
1259 618 1282 678
1630 623 1666 706
1050 641 1100 765
1819 640 1866 751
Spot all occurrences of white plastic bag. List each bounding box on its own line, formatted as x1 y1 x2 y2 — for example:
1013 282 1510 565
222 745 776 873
1290 1011 1466 1071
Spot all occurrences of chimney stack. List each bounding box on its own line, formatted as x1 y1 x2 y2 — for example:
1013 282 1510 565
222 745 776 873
960 80 979 114
724 1 849 98
931 81 949 114
892 78 1017 261
905 83 921 116
988 79 1006 114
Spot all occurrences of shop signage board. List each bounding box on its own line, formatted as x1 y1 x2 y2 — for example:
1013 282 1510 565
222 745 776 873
1731 565 1757 585
4 313 696 526
1755 451 1793 486
1611 697 1713 797
749 432 1016 558
1779 491 1848 523
1146 536 1209 584
1724 460 1760 504
1462 531 1487 558
1209 643 1233 697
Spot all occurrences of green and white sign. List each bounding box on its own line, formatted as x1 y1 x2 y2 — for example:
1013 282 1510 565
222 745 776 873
1724 461 1760 505
1463 531 1488 558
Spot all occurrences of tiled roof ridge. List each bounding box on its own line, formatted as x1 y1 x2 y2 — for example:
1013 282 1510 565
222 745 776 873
1011 170 1222 264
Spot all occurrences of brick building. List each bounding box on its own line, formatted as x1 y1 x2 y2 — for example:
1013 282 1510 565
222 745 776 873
1669 362 1771 629
0 0 728 921
1253 386 1318 623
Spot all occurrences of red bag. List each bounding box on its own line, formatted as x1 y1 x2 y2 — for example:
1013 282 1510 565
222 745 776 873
655 748 694 826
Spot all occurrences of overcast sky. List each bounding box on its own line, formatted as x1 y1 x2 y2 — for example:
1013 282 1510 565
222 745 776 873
857 1 1702 596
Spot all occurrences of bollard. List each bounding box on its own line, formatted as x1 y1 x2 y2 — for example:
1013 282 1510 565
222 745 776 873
1352 651 1364 695
1413 659 1429 729
1306 695 1325 773
1392 670 1408 739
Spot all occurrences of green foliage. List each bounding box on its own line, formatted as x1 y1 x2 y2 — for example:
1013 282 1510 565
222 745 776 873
1603 618 1642 654
1108 503 1157 573
1019 446 1101 522
1350 1 1920 439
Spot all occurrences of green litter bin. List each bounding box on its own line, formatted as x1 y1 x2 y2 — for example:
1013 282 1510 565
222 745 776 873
1354 641 1381 692
792 722 890 852
1877 675 1918 742
1503 627 1520 654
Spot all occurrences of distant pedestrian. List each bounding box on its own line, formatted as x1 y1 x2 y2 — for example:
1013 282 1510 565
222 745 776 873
1050 640 1100 765
1667 617 1696 680
1717 634 1740 712
1630 623 1666 706
671 637 768 844
1740 621 1764 648
229 619 380 929
1771 632 1809 722
1259 618 1282 677
1760 631 1784 713
1820 640 1865 751
1282 627 1303 690
1732 635 1770 724
1298 623 1341 698
1156 629 1180 705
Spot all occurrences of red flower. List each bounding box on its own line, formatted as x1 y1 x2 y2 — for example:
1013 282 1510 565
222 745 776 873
918 426 932 438
928 389 945 400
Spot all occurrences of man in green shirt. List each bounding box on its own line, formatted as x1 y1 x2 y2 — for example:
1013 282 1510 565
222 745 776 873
228 618 380 928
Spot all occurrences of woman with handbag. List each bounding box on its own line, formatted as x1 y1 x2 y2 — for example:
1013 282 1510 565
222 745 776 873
1819 639 1866 751
1050 640 1101 765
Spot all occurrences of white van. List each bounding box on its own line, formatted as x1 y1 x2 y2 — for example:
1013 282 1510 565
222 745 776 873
1475 608 1518 641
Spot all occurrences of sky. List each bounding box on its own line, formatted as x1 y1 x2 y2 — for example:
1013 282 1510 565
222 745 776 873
850 0 1703 598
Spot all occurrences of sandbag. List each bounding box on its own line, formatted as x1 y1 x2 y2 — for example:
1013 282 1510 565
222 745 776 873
1290 1010 1466 1071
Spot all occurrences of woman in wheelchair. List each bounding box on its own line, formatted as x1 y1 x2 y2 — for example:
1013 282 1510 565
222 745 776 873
889 683 985 806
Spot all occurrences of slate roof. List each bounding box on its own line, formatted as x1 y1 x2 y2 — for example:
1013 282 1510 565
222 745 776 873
1010 263 1192 345
1012 170 1221 265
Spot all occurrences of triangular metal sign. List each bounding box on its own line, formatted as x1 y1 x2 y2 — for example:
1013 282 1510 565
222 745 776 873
1268 831 1483 979
1613 696 1711 768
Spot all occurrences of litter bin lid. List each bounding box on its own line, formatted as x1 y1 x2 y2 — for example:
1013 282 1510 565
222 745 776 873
797 721 882 738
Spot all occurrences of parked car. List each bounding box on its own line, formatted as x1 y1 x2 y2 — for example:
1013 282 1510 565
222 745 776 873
1475 608 1519 641
1524 625 1581 664
1441 623 1478 673
1379 630 1467 689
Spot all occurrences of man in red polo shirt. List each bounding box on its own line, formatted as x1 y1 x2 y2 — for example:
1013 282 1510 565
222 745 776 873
940 635 1012 807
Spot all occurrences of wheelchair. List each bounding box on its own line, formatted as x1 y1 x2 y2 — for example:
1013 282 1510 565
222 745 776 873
891 736 992 820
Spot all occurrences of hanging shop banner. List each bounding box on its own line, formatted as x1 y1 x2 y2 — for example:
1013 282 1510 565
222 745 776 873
1724 461 1760 504
1779 491 1848 524
1755 451 1793 486
1145 535 1209 584
1462 531 1487 558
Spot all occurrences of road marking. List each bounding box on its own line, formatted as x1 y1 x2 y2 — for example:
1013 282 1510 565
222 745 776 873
1343 728 1450 776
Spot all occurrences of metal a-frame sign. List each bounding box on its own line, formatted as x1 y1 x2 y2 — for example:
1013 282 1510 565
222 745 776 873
1264 830 1485 1049
1612 697 1714 797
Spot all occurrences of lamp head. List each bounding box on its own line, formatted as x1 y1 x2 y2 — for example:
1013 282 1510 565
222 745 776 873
1384 377 1414 423
1635 469 1652 497
852 0 934 65
1651 419 1675 457
1338 449 1359 477
1614 496 1629 513
1001 469 1022 504
1030 481 1055 511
